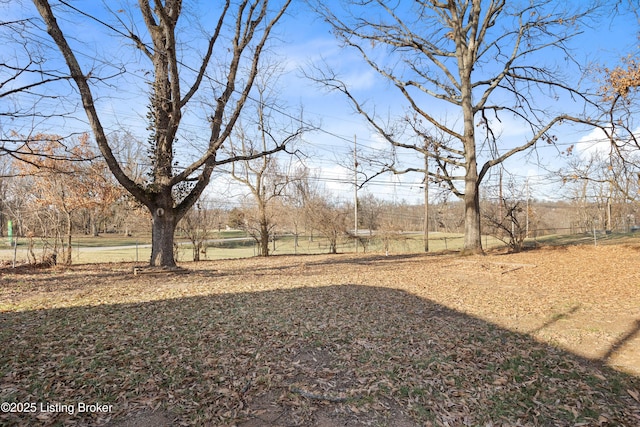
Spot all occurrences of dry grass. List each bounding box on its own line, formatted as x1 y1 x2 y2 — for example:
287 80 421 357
0 232 508 265
1 243 639 426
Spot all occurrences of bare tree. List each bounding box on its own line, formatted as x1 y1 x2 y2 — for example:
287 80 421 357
481 175 530 252
310 0 601 254
305 194 349 254
560 151 640 233
597 29 640 176
288 165 319 248
377 209 404 256
227 66 307 256
1 3 98 165
14 133 106 264
178 198 218 262
230 153 302 256
357 193 383 236
32 0 292 267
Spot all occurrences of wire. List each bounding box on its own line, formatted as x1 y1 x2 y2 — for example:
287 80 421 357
8 2 635 207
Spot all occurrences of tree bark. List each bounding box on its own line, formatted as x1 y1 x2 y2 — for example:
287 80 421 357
150 205 178 268
193 242 201 262
329 230 338 254
462 172 483 255
459 42 484 255
461 98 483 254
259 216 269 257
33 0 293 268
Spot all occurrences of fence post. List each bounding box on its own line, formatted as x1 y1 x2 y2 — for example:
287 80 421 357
12 236 18 268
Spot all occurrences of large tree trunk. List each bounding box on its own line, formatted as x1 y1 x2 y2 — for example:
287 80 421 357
150 206 178 267
462 172 483 255
460 84 483 255
259 219 269 257
258 202 270 257
460 142 484 254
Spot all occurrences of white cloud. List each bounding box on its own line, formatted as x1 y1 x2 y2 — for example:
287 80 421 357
316 163 352 197
574 127 613 159
486 115 530 139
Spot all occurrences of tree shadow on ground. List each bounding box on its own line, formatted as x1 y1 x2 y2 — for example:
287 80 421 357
533 232 640 248
182 253 432 279
0 265 132 298
0 285 638 426
603 320 640 365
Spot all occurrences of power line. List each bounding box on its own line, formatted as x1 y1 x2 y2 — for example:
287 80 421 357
14 6 620 167
9 3 634 206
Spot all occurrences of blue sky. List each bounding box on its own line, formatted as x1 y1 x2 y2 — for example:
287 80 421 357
3 1 639 205
272 1 639 203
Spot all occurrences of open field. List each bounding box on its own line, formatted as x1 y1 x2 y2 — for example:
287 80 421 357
1 242 639 426
2 230 617 265
0 232 504 265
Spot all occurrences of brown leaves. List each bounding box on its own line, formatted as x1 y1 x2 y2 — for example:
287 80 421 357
0 247 640 425
603 57 640 101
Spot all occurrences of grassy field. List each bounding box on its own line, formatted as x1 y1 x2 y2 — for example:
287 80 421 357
1 240 639 426
1 232 511 265
3 229 637 266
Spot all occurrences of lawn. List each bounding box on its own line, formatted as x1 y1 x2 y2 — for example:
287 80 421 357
1 232 508 265
1 243 639 426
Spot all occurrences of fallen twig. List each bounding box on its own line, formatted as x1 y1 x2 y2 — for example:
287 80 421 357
290 387 352 403
501 266 524 274
132 266 189 275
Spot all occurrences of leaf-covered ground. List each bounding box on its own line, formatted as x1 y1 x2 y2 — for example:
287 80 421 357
1 243 639 426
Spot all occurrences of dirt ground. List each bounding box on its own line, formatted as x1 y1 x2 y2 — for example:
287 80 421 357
390 244 640 376
1 242 639 426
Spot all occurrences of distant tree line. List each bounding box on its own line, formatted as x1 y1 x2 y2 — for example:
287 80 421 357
3 133 638 263
2 1 639 265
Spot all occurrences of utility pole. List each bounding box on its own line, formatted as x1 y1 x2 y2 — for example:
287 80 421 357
606 180 612 233
354 135 358 254
525 178 530 238
423 150 429 252
607 198 612 233
499 167 504 221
